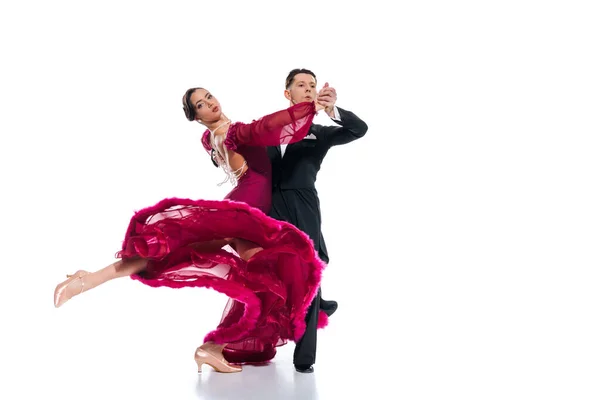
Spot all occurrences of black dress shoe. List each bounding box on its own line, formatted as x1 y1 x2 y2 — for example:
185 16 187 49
320 299 338 316
295 365 314 373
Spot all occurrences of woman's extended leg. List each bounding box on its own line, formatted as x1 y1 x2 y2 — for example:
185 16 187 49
53 257 148 308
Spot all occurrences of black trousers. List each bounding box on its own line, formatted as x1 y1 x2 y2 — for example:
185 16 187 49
269 187 328 367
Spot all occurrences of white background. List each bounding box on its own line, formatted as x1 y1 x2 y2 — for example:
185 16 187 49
1 0 599 399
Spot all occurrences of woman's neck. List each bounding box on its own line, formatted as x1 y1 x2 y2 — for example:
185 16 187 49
204 115 230 133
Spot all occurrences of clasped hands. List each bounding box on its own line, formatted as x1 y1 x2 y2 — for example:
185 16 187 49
313 82 337 117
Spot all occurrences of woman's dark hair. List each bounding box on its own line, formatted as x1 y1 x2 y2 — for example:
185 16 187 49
210 149 219 168
182 87 203 121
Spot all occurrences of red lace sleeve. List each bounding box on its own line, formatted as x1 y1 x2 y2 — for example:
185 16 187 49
224 102 316 150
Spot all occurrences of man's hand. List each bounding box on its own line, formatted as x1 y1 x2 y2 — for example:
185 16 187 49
317 82 337 118
314 99 326 112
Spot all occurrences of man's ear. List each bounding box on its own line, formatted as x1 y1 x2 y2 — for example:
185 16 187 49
284 89 292 101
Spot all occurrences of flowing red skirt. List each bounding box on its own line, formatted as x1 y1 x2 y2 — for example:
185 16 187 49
116 197 327 364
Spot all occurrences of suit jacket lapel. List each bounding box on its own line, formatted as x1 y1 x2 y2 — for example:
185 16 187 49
268 145 281 159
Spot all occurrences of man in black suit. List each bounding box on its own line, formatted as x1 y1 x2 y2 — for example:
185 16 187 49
267 68 368 373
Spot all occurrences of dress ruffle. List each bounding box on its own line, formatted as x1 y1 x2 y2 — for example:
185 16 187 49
117 197 326 360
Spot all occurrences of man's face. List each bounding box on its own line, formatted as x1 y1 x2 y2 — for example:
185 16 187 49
285 73 317 105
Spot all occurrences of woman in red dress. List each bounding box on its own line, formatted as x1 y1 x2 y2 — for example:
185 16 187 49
53 87 328 373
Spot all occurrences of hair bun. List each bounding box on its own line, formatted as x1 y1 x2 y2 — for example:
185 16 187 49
183 106 194 121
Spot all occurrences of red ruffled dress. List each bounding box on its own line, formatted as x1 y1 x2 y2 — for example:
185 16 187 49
117 102 327 363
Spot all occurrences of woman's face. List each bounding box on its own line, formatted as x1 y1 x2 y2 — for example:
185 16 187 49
190 88 222 123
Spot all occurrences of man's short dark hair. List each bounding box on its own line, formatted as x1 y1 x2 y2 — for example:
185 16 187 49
285 68 317 89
